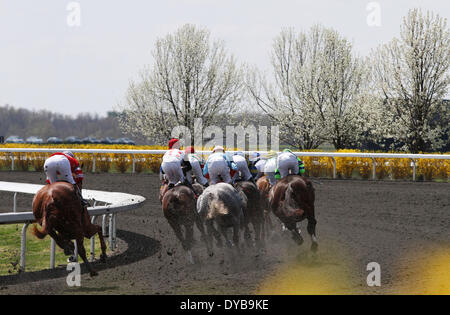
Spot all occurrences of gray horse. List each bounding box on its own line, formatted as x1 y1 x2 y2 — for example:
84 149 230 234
197 183 246 254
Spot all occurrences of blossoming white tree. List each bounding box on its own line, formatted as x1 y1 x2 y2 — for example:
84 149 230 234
371 9 450 153
119 24 243 145
246 25 371 150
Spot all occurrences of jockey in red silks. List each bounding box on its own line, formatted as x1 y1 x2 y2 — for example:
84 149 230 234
44 151 88 208
160 138 198 196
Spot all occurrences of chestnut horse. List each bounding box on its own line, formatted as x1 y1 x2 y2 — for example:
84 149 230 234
32 181 107 276
234 181 265 248
160 182 211 263
269 175 318 252
256 176 275 236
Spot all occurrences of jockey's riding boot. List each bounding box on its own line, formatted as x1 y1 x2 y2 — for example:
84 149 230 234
203 182 209 188
73 184 89 209
168 183 175 190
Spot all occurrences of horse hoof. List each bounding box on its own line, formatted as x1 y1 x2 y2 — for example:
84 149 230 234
90 271 99 277
100 254 107 263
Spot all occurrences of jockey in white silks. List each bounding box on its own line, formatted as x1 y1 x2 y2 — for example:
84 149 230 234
249 152 266 181
232 151 253 182
263 150 279 187
161 138 186 188
275 149 306 180
203 146 237 185
184 146 209 187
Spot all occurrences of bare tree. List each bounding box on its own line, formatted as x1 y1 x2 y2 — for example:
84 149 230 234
372 9 450 153
119 24 243 145
246 25 370 150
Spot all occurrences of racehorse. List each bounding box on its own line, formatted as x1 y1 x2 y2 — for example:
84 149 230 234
269 175 318 252
234 180 265 248
197 183 246 255
256 176 275 236
32 181 107 277
160 182 212 263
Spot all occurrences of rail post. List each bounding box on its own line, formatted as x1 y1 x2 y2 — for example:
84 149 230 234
411 159 417 181
372 158 376 180
92 153 96 173
10 153 14 171
331 157 336 179
50 239 56 269
132 154 135 174
20 222 30 271
13 192 17 212
90 215 97 261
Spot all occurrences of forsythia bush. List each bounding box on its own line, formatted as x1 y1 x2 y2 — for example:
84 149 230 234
0 144 448 181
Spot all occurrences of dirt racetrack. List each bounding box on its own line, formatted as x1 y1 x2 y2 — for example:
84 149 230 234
0 171 449 295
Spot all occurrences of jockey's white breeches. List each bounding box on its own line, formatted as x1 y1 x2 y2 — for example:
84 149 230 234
186 160 208 186
161 161 184 185
207 159 231 185
277 153 299 178
44 155 76 185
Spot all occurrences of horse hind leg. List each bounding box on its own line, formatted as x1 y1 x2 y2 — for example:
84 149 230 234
84 223 107 262
76 237 98 277
307 217 318 252
194 215 213 257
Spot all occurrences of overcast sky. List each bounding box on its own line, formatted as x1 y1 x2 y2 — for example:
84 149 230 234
0 0 449 117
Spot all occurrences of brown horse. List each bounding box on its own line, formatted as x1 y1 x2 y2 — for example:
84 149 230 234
160 182 211 263
256 176 275 236
269 175 318 252
32 181 107 276
234 181 265 248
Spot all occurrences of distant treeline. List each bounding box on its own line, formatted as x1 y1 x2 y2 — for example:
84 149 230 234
0 105 148 144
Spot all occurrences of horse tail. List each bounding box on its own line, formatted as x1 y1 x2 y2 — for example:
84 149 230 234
32 201 54 239
207 199 228 220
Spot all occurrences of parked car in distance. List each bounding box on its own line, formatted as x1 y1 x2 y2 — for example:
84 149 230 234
6 136 24 143
47 137 63 144
65 136 82 144
26 136 44 144
82 137 101 144
114 137 136 145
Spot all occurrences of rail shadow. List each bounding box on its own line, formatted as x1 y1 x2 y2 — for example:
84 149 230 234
0 229 161 286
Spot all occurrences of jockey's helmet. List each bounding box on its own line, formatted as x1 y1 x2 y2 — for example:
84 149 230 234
169 138 181 149
63 151 75 158
265 150 277 159
212 146 225 153
283 149 293 154
249 152 260 162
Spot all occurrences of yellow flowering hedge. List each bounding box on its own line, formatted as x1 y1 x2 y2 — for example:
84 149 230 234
0 144 448 181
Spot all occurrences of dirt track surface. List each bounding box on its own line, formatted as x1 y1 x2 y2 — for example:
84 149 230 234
0 171 449 295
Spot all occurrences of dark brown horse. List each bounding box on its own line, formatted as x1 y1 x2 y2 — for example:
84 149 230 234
32 181 107 276
234 181 265 248
269 175 318 252
160 182 211 263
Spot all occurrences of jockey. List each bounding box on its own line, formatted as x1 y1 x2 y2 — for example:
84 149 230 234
184 146 209 187
161 138 189 188
249 152 266 181
263 150 279 187
203 146 237 185
232 151 253 183
44 151 88 208
275 149 305 180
